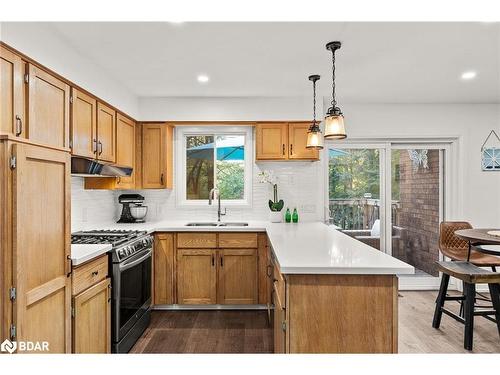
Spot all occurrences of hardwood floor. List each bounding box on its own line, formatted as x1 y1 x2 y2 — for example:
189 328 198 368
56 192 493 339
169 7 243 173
131 291 500 354
130 310 273 353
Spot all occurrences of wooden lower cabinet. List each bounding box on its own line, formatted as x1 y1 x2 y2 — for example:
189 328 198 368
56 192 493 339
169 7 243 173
72 278 111 353
273 283 286 354
177 249 217 304
153 233 175 304
217 249 258 304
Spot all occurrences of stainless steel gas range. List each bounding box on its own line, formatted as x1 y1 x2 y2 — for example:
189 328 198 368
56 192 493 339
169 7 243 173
71 229 153 353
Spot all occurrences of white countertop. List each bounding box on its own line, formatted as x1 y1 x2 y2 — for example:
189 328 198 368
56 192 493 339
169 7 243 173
71 243 113 266
71 221 414 275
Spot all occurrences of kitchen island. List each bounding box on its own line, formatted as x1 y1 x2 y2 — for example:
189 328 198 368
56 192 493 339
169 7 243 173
71 221 413 353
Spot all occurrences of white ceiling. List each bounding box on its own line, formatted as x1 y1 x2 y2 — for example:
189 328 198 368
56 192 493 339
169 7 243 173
47 22 500 103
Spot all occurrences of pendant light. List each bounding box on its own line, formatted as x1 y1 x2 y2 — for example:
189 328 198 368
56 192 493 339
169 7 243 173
306 74 324 150
324 41 346 140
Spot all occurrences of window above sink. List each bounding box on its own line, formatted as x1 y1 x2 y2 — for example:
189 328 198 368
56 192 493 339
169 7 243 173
176 126 253 207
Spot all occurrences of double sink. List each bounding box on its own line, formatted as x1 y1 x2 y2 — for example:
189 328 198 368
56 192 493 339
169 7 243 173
185 222 249 227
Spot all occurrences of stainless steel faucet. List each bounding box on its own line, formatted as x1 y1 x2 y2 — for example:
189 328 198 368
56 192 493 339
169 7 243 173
209 187 227 222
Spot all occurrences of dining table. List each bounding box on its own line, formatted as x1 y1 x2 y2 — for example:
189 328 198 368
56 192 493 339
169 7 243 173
455 228 500 260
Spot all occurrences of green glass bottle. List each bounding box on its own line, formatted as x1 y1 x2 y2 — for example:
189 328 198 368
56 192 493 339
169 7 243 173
285 207 291 223
292 208 299 223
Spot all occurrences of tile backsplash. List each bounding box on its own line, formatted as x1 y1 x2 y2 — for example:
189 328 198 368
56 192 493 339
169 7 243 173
71 161 324 231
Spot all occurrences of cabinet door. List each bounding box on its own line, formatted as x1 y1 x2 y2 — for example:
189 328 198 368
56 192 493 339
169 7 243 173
115 114 136 189
256 123 288 160
142 123 166 189
288 122 319 160
177 249 216 304
73 278 111 353
96 102 116 163
273 284 286 353
27 64 70 149
12 143 71 353
218 249 258 305
0 46 24 136
153 233 175 305
71 88 97 159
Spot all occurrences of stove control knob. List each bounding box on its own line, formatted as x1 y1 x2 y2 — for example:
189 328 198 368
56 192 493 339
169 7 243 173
118 249 126 258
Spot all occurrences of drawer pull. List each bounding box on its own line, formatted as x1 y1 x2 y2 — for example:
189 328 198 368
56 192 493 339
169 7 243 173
91 271 99 277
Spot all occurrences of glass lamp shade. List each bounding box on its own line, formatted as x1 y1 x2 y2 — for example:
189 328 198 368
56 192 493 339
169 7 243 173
324 114 346 139
306 129 324 149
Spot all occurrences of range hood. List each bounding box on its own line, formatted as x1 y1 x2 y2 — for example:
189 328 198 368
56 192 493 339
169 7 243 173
71 157 133 177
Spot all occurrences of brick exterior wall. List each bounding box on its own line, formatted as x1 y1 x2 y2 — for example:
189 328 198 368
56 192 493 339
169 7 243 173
393 150 440 276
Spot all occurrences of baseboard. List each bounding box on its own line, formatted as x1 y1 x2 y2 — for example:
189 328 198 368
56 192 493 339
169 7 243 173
152 304 270 310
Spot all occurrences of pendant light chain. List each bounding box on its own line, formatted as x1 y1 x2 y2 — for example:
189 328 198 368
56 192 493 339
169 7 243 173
313 77 317 124
331 47 336 109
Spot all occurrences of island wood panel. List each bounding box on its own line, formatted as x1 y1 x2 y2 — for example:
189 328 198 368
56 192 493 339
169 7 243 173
255 123 288 160
0 46 24 136
73 278 111 353
177 249 217 304
154 233 175 305
286 274 398 353
257 233 271 304
70 88 97 159
218 233 258 248
12 143 71 353
177 233 217 249
27 64 70 149
273 281 286 353
115 114 135 189
288 122 319 160
217 249 258 305
96 102 116 163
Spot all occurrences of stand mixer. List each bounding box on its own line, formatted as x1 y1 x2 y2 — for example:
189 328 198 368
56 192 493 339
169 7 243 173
117 194 148 223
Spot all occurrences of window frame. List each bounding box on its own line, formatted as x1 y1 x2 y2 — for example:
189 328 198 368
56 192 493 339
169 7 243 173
175 125 253 207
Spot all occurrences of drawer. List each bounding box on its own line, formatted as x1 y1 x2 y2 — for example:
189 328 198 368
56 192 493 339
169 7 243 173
218 233 258 248
177 233 217 248
72 255 108 296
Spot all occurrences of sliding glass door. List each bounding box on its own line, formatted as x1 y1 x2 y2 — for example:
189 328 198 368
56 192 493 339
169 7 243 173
328 142 450 289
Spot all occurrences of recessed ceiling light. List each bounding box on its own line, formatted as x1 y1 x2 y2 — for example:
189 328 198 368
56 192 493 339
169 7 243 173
197 74 210 83
461 71 477 80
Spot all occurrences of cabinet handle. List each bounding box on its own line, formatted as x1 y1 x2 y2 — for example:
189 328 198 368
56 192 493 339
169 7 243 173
98 141 103 155
66 255 72 277
92 271 99 277
266 264 273 278
282 144 285 156
290 144 293 155
211 254 215 267
92 139 97 154
160 173 164 185
15 115 22 136
107 283 112 303
220 256 224 267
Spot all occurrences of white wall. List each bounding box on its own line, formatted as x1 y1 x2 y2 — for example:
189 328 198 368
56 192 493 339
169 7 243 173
71 96 500 230
0 22 139 118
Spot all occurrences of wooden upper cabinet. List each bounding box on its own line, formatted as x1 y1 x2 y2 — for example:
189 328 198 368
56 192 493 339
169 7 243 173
26 64 70 149
288 122 319 160
177 249 217 304
71 88 97 159
0 46 24 137
256 123 288 160
142 123 173 189
12 143 71 353
96 102 116 163
217 249 258 305
115 114 136 189
256 122 319 161
73 278 111 353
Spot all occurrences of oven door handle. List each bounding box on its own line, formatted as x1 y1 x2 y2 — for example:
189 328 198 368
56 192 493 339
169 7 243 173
119 249 152 271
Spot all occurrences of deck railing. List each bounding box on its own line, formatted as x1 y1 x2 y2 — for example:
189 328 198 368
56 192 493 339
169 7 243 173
329 198 400 230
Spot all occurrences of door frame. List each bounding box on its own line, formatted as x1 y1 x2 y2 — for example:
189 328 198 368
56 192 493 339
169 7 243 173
323 136 461 290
